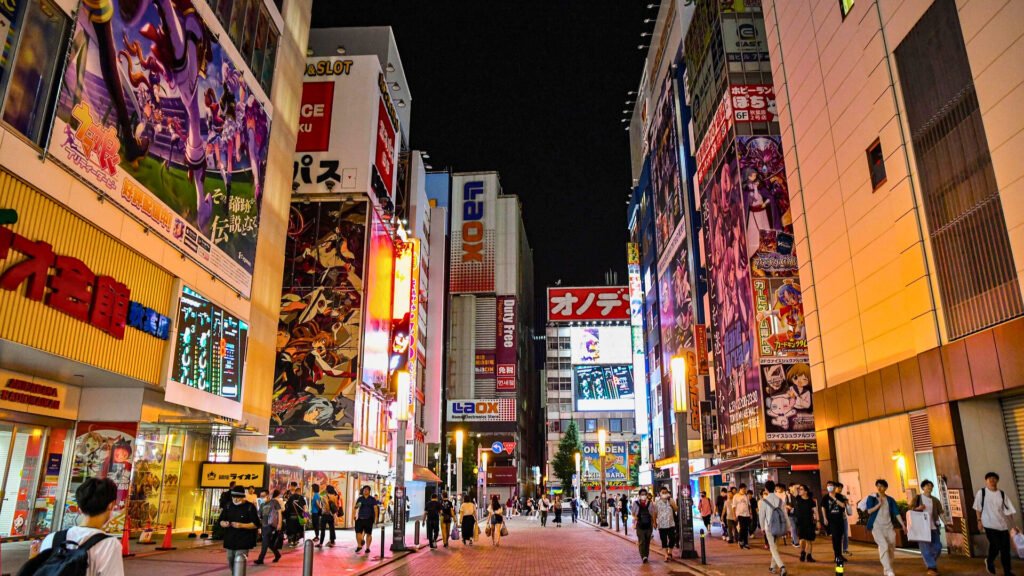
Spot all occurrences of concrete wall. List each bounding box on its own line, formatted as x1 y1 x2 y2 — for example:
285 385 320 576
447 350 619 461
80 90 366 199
834 413 919 505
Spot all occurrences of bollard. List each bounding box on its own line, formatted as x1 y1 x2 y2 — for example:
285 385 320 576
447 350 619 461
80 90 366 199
414 520 420 546
232 551 247 576
700 529 706 565
624 516 628 536
302 540 314 576
379 525 385 560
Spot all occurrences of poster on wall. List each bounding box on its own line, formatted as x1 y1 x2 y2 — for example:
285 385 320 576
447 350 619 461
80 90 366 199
737 136 797 278
650 74 684 251
657 223 694 370
362 211 394 390
272 200 367 442
574 365 635 411
62 422 138 532
753 277 807 360
50 0 272 297
702 145 760 451
581 442 629 486
268 465 304 496
761 362 814 441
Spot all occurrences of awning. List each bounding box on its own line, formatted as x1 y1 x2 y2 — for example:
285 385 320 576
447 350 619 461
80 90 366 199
413 465 442 484
694 455 760 477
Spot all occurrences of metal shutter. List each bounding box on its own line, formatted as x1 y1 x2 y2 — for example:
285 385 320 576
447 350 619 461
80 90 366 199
910 411 933 452
1001 395 1024 505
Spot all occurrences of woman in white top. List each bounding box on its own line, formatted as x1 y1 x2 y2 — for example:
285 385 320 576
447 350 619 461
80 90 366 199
459 495 477 546
37 477 124 576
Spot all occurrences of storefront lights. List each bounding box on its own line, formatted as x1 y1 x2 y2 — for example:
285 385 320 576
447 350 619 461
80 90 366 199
598 428 607 457
455 429 464 459
670 355 688 413
482 451 488 472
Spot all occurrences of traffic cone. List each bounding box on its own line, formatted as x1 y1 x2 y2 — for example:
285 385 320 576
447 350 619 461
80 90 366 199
121 517 135 558
155 522 176 551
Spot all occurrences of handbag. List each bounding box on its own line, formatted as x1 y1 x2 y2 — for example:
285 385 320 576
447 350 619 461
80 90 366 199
451 523 460 540
500 524 509 537
473 520 481 539
485 524 493 537
906 510 932 542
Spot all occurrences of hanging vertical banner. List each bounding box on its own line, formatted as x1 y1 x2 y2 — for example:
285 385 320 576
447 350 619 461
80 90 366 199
450 174 498 293
495 296 517 391
627 243 649 432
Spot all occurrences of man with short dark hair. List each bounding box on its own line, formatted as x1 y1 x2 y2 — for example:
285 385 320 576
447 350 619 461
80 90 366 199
353 485 379 555
973 471 1017 576
758 481 788 576
631 488 655 563
440 492 454 548
425 492 442 548
859 479 904 576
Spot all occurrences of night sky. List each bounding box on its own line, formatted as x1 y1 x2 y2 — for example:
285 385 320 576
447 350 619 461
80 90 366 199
311 1 651 292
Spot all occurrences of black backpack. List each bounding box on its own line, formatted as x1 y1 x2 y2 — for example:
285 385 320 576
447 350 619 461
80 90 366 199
17 530 112 576
636 501 653 529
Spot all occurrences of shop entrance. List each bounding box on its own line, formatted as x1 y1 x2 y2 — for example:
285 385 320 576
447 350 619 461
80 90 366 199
0 420 72 541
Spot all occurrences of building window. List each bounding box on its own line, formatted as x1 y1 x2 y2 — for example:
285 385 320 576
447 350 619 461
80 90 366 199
623 419 634 433
559 398 572 413
560 419 572 433
867 139 887 191
895 0 1024 338
0 0 71 145
609 419 622 433
585 419 597 433
839 0 854 18
208 0 280 94
550 420 560 433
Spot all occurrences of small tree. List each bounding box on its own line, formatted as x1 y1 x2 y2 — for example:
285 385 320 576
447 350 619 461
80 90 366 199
552 421 583 496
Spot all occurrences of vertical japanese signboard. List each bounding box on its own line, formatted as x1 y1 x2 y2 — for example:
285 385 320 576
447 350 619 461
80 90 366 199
627 243 649 433
496 296 517 391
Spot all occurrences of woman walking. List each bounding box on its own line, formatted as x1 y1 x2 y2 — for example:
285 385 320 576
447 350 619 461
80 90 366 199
653 487 679 561
734 485 753 549
793 484 819 563
553 494 563 526
486 494 506 546
459 494 478 546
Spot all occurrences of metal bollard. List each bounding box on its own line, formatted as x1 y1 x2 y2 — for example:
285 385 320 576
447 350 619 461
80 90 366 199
700 529 706 565
615 513 620 532
379 525 385 560
625 516 629 536
232 551 247 576
414 520 420 546
302 540 314 576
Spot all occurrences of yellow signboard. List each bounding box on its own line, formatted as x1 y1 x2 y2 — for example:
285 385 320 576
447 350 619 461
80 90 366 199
199 462 269 489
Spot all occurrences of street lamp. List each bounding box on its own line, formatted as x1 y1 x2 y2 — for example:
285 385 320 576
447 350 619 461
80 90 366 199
481 451 489 512
670 355 697 559
574 451 581 500
455 430 465 502
598 428 608 527
391 369 411 552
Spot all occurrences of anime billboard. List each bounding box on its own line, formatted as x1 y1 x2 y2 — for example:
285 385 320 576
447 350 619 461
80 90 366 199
753 277 807 360
51 0 272 297
761 362 814 441
650 74 684 251
272 200 367 443
657 223 694 371
737 136 797 278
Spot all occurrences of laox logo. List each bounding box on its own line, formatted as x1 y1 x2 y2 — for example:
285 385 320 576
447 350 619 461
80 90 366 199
451 401 498 414
461 181 485 262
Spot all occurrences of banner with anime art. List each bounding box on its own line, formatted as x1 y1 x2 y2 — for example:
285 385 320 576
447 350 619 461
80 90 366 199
702 144 760 454
50 0 272 297
736 135 798 278
760 361 815 441
650 73 684 250
272 200 367 443
62 422 138 532
657 222 694 371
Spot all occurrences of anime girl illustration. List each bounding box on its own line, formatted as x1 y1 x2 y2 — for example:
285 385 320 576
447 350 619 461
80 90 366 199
757 280 806 354
786 363 813 411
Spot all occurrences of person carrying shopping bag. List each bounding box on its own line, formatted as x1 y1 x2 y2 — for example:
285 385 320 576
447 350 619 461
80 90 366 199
460 495 478 546
485 494 506 546
909 479 944 576
653 487 679 561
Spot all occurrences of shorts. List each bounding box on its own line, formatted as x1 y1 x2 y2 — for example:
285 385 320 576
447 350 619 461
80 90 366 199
355 519 374 534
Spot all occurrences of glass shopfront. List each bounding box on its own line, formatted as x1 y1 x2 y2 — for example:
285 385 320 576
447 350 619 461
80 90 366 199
0 417 72 542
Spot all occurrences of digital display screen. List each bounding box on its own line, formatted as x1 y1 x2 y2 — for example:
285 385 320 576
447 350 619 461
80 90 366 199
569 326 632 365
574 365 635 411
170 286 248 401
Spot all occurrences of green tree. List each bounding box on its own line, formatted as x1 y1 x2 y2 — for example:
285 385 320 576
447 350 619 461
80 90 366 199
552 421 584 496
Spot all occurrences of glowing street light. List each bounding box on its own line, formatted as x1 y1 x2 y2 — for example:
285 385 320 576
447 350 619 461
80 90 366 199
598 428 608 527
670 355 697 558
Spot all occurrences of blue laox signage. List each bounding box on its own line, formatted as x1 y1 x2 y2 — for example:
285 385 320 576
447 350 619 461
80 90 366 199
450 174 497 293
446 398 516 421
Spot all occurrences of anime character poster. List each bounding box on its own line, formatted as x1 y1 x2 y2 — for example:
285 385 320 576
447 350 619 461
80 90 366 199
268 465 304 496
702 145 761 452
761 362 815 441
657 223 694 370
62 422 138 532
753 277 807 359
736 136 797 278
50 0 272 297
650 74 684 250
272 200 367 443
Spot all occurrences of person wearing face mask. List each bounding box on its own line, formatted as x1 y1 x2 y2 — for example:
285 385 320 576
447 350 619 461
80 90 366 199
219 485 260 569
653 487 679 561
820 480 851 565
32 477 123 576
912 479 945 576
733 484 753 549
631 488 655 563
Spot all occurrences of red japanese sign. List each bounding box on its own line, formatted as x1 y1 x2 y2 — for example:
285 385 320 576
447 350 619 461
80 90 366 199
694 324 709 376
496 296 517 391
546 287 630 322
695 90 733 189
374 98 397 198
730 84 776 123
486 466 518 486
296 82 334 152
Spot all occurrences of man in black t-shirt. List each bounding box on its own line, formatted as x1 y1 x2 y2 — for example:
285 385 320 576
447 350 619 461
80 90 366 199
424 493 442 548
284 481 307 546
353 485 380 555
219 486 259 569
440 492 454 548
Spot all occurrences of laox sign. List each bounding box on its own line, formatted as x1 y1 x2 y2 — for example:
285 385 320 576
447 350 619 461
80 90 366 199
460 181 485 262
451 401 499 414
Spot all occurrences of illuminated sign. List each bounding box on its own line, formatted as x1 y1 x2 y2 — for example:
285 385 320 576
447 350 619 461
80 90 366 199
169 286 248 402
446 399 517 422
461 181 485 263
1 379 60 410
496 296 517 391
490 441 517 455
627 244 649 434
570 326 632 365
547 287 630 322
574 365 635 412
296 82 335 152
450 174 496 293
199 462 269 490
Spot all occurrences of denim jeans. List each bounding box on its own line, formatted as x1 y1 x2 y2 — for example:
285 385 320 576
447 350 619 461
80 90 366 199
917 528 941 570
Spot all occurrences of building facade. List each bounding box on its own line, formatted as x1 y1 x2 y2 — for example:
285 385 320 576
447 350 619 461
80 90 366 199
765 0 1024 555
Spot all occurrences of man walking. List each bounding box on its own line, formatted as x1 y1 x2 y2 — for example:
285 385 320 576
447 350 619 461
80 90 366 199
539 493 551 527
726 487 739 544
758 481 789 576
425 492 442 549
715 488 729 541
353 485 380 555
255 489 282 564
973 471 1018 576
632 488 655 563
820 480 850 565
219 485 259 569
859 479 904 576
440 492 454 548
570 495 579 523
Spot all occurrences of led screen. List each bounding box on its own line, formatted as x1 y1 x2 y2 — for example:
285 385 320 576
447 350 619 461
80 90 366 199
574 365 635 411
569 326 632 365
362 211 394 390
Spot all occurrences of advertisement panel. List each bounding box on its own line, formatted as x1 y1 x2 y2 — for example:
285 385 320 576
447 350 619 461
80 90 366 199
722 15 770 71
496 296 517 391
702 144 760 451
167 286 249 421
627 244 650 431
199 462 270 489
753 278 807 360
574 365 634 411
650 73 684 250
446 399 517 422
450 174 497 293
374 98 397 198
547 286 630 322
486 466 517 486
737 136 798 278
51 0 272 297
729 85 777 123
656 223 694 371
272 200 366 442
62 422 137 532
696 90 733 189
296 81 335 152
580 442 628 483
474 352 495 376
362 211 394 390
390 238 419 377
569 326 632 365
761 362 814 441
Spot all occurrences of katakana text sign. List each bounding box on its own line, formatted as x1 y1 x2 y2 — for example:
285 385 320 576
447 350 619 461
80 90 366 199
547 287 630 322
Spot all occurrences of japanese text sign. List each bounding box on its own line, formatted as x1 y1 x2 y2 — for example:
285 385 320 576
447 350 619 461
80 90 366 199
199 462 269 490
547 287 630 322
730 84 776 123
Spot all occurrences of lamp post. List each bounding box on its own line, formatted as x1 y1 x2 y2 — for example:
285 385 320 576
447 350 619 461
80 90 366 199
574 451 581 500
446 451 452 493
670 356 697 559
481 451 488 512
598 428 608 527
455 430 465 503
391 370 411 552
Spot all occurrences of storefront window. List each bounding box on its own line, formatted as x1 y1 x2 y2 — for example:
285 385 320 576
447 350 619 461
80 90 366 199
0 424 71 540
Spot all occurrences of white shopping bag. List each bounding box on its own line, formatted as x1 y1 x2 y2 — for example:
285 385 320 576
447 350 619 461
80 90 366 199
906 510 932 542
1012 528 1024 559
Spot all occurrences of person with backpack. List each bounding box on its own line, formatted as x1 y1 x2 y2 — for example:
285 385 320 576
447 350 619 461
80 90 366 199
219 485 260 569
254 489 282 564
820 480 851 565
973 471 1018 576
631 488 655 563
25 477 122 576
317 485 340 547
440 492 454 548
858 478 904 576
758 481 789 576
283 481 307 546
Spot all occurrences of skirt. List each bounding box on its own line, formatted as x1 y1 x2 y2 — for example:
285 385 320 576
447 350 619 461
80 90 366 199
461 515 476 539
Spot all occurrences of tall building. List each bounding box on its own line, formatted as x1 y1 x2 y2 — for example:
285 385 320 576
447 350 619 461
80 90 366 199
0 0 310 550
444 171 539 500
543 286 642 497
765 0 1024 556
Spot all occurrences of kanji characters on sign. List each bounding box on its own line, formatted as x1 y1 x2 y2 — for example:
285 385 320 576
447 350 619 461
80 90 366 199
547 287 631 322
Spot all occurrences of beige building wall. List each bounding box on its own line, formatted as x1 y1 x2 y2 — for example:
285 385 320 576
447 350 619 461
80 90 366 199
834 413 918 502
763 0 1024 391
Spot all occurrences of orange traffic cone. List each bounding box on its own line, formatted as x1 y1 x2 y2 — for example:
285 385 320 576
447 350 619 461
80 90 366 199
121 517 135 558
155 522 176 551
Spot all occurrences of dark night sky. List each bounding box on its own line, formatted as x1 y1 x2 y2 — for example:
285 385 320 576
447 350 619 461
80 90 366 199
311 1 652 292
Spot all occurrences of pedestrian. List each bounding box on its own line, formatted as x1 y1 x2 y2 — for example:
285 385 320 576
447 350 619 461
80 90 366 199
748 487 759 539
632 488 655 563
255 489 283 564
284 481 307 546
620 493 629 526
786 484 800 547
793 484 819 563
353 485 379 555
321 485 340 546
715 488 729 541
309 484 324 546
539 493 551 527
31 477 123 576
460 494 478 545
726 487 739 543
554 494 563 526
733 484 752 549
571 495 579 523
698 491 714 533
837 482 851 556
440 492 454 548
425 492 442 549
973 471 1017 576
911 479 945 575
859 478 904 576
820 480 851 565
486 494 506 546
757 481 789 576
246 485 258 505
219 485 259 569
653 486 679 561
